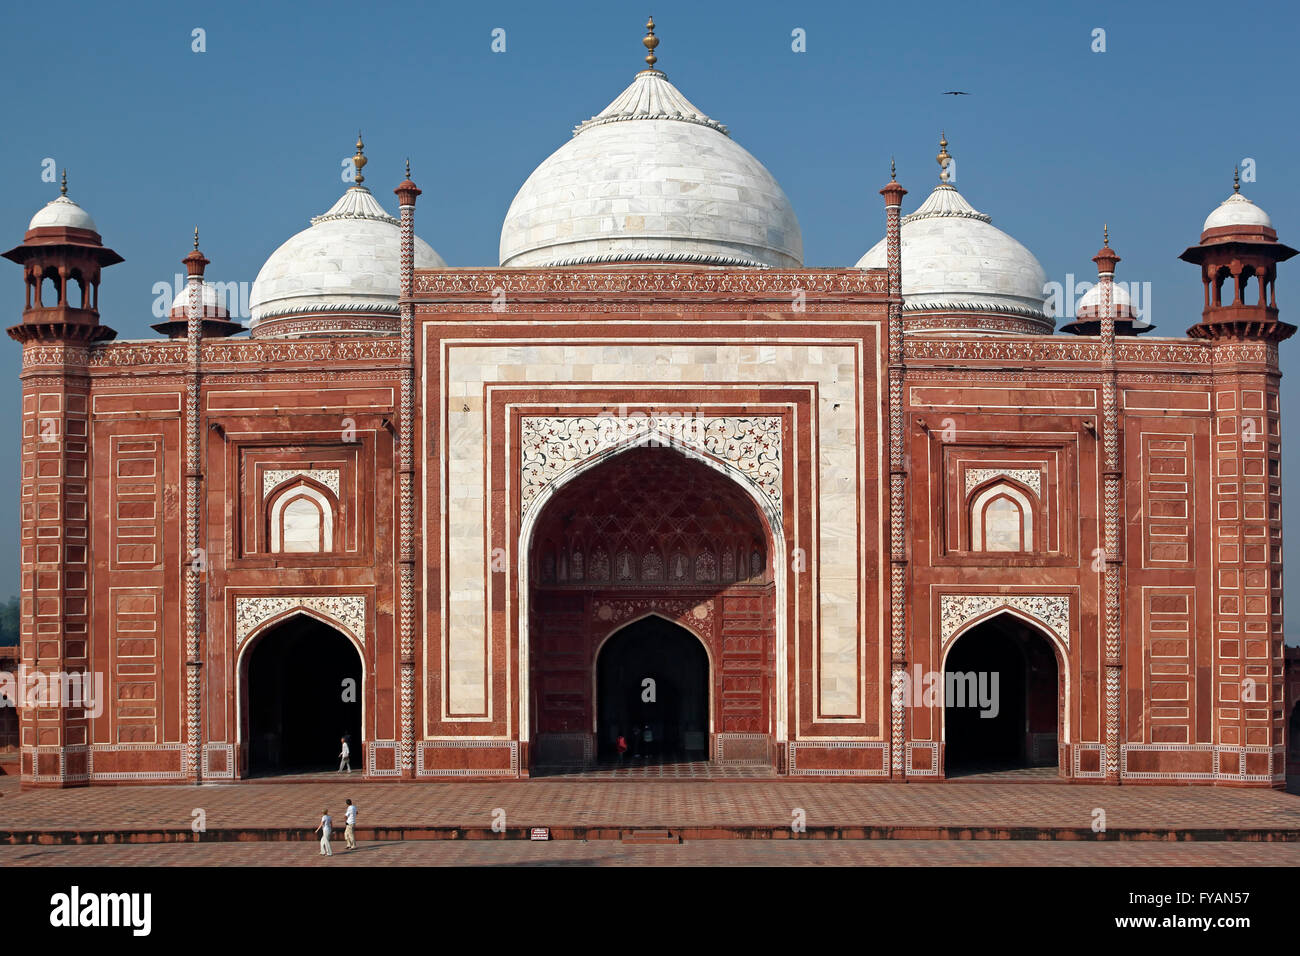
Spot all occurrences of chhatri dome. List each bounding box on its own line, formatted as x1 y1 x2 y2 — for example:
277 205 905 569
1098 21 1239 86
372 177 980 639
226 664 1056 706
29 173 98 233
1201 167 1273 235
857 135 1051 335
499 18 802 269
249 136 447 338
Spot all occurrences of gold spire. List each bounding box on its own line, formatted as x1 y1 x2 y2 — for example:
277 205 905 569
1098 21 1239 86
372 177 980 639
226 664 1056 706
890 156 896 182
1103 223 1109 247
405 157 411 178
352 132 367 186
642 15 659 70
194 226 200 250
1233 165 1240 193
60 169 67 197
937 132 952 183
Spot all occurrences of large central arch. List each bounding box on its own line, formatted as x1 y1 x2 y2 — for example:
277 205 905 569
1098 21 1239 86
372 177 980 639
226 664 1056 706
237 612 363 776
941 612 1065 777
522 443 781 771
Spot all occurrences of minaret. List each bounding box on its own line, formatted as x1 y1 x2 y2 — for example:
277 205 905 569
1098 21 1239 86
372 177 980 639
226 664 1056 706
880 159 908 778
183 229 208 784
1183 174 1293 784
3 171 121 344
1180 168 1296 341
394 160 421 779
2 175 120 786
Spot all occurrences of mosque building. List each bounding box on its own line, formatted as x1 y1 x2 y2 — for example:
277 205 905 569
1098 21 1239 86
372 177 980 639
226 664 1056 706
5 20 1293 786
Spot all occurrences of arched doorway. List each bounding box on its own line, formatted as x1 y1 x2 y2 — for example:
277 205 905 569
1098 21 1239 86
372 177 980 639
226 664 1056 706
943 613 1061 777
526 443 777 771
243 614 362 775
596 616 710 762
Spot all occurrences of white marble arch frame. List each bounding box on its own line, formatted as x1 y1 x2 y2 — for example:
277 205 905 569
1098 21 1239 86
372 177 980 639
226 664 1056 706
267 479 337 553
938 608 1070 746
234 608 366 772
589 611 716 738
517 433 787 744
969 480 1035 552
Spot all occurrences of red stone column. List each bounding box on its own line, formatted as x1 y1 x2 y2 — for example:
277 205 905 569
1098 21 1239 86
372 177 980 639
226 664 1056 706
17 346 92 786
1094 236 1125 782
395 167 421 779
182 236 209 784
1209 343 1285 785
881 170 908 778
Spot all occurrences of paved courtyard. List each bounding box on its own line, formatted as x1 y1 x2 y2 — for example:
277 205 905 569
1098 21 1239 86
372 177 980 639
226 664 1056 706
2 838 1297 867
2 773 1298 836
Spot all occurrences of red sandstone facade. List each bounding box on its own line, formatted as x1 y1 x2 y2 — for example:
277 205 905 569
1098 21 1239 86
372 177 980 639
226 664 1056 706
4 167 1295 789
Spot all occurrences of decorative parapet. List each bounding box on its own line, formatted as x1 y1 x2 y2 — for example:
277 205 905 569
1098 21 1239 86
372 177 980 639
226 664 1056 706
413 268 888 298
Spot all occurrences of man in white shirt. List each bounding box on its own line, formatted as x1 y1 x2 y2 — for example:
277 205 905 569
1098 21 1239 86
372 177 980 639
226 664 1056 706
344 798 358 850
338 736 351 773
314 809 333 857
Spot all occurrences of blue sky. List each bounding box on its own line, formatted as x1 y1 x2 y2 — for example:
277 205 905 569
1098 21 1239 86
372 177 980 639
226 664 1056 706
2 0 1298 639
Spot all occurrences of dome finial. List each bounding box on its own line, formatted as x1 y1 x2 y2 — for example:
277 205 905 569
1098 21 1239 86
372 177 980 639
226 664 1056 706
405 157 411 178
60 168 68 197
642 15 659 70
937 132 952 183
352 132 367 187
194 225 200 251
1103 223 1109 247
890 156 897 182
1233 165 1240 193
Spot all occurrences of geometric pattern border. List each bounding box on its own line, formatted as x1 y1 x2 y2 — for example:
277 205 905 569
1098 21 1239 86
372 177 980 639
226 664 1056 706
415 740 520 778
787 740 890 777
939 593 1070 648
234 595 366 646
520 415 782 520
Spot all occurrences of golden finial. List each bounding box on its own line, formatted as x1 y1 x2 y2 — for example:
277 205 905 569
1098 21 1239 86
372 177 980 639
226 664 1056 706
1103 223 1109 247
643 15 659 70
1233 166 1240 193
890 156 896 182
194 226 200 250
60 169 67 197
405 157 411 179
352 132 367 186
937 132 952 183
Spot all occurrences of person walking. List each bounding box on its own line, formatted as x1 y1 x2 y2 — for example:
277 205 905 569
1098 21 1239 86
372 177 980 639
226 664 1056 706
338 735 351 773
616 733 628 766
344 798 357 850
315 809 334 857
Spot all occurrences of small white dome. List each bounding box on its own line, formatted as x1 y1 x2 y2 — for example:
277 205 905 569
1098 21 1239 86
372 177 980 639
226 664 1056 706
249 185 446 333
169 282 231 318
1203 191 1272 233
29 195 97 232
1077 280 1132 311
857 182 1048 326
500 70 802 269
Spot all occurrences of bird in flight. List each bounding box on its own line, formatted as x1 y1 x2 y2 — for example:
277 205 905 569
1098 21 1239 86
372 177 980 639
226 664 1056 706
943 91 971 95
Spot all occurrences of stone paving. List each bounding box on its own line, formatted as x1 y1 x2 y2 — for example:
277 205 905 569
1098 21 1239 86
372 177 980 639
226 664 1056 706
2 773 1298 834
1 838 1296 867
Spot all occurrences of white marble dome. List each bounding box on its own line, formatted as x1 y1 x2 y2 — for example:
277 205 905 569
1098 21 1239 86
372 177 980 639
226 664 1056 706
169 281 230 318
857 180 1049 332
1203 191 1272 233
249 185 446 336
500 69 802 269
29 195 97 232
1076 279 1133 314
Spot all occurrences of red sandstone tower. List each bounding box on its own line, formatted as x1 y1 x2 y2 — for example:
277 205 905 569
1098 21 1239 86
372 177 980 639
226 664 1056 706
1181 173 1295 781
1 174 121 785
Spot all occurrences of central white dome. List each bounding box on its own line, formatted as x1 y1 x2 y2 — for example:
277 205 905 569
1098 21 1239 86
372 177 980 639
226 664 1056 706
500 69 802 269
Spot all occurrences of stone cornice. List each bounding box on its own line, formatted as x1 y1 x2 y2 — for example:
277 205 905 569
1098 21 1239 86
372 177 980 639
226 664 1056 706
411 268 889 301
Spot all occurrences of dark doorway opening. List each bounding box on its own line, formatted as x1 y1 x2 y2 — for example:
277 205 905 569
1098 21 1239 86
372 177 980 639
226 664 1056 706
596 617 709 763
944 614 1060 777
246 615 362 775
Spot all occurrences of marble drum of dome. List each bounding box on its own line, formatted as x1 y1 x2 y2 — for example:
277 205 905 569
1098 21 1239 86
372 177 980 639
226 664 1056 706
499 67 803 270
